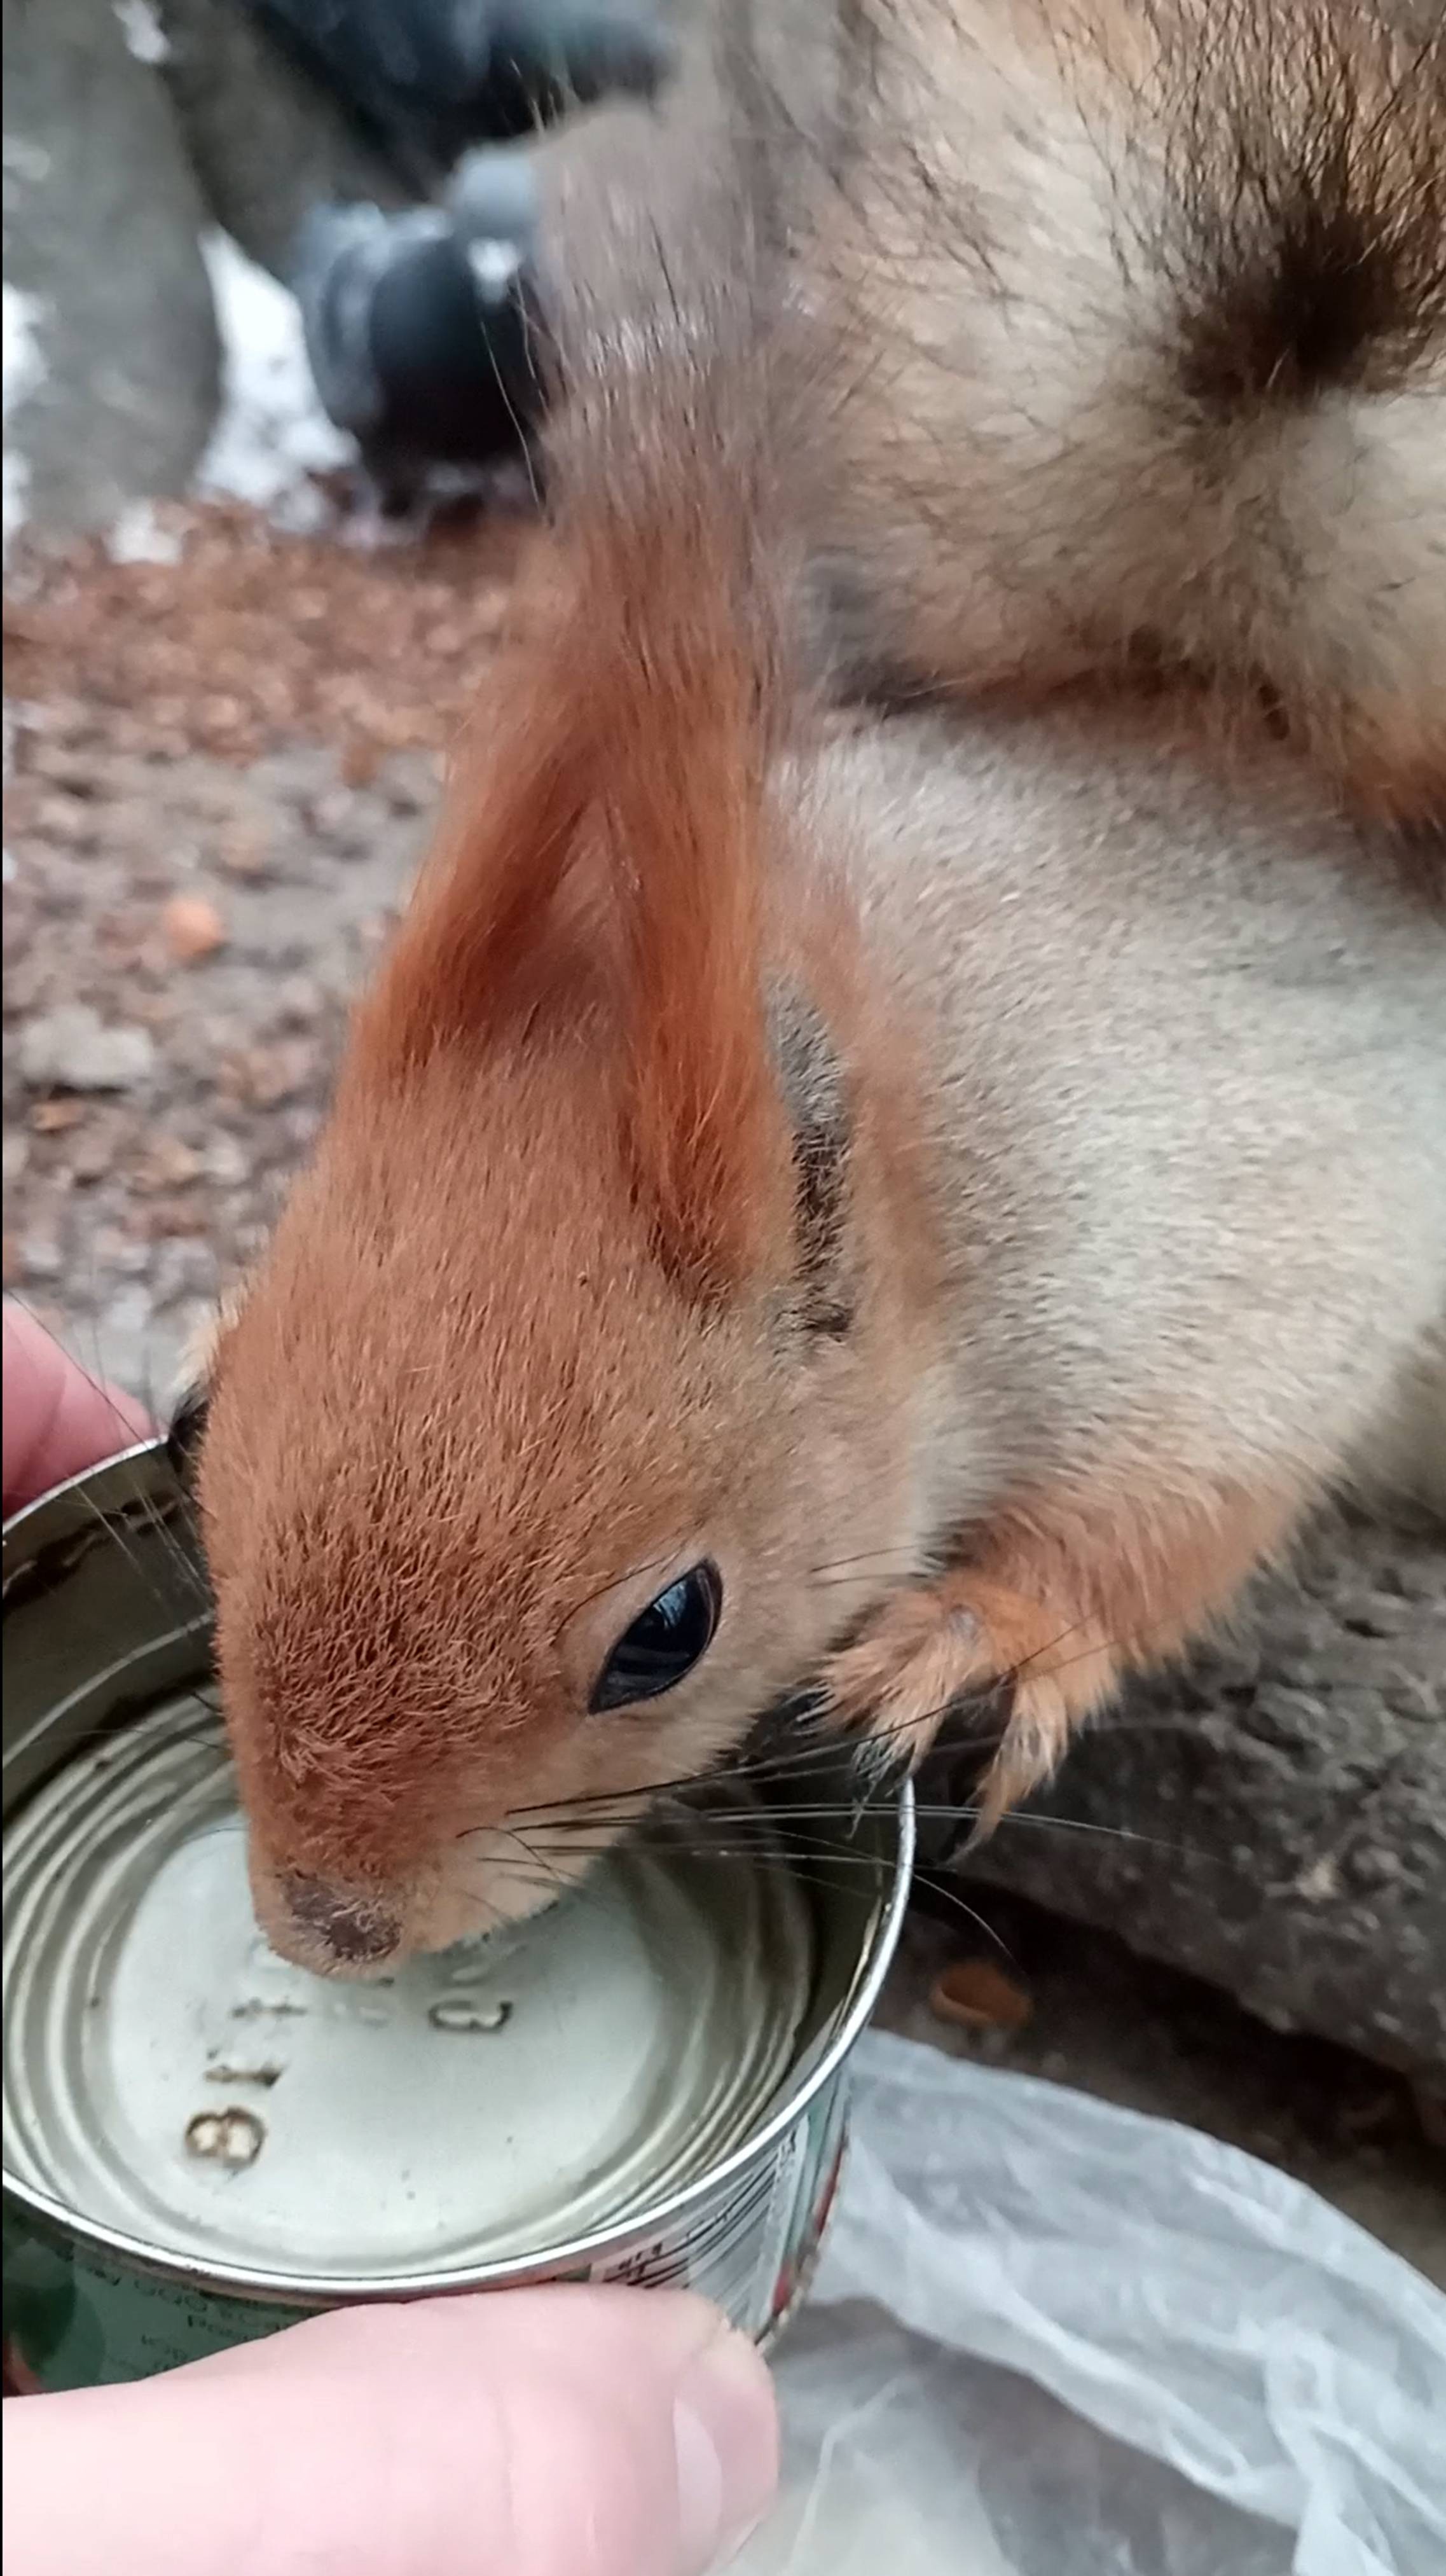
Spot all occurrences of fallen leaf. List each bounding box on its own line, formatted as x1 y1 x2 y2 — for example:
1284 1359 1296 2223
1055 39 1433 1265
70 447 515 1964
929 1958 1034 2033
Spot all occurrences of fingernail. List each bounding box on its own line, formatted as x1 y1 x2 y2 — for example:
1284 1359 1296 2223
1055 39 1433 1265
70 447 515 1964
673 2322 778 2572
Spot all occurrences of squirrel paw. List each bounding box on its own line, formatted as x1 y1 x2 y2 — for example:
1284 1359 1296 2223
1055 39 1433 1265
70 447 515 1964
821 1571 1119 1832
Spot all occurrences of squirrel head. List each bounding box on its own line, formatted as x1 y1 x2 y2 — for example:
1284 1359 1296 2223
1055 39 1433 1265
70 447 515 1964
196 469 935 1974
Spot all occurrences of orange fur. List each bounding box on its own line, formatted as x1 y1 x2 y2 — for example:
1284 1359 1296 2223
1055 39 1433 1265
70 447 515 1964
197 333 947 1962
823 1476 1302 1826
192 2 1446 1974
364 320 799 1300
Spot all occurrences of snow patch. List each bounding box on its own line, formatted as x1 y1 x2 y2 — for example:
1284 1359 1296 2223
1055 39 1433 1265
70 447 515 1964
107 498 184 565
466 238 523 297
4 281 48 565
3 136 53 187
195 232 352 519
114 0 170 62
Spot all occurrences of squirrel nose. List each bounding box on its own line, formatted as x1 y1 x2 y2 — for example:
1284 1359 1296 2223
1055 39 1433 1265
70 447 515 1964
279 1873 401 1967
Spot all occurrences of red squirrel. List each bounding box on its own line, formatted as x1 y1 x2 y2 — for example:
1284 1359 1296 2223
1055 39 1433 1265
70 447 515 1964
193 0 1446 1974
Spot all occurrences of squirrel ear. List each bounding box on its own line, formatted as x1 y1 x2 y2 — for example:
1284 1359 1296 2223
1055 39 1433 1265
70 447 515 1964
547 233 806 1305
357 635 600 1080
365 580 797 1305
605 635 795 1305
362 235 804 1301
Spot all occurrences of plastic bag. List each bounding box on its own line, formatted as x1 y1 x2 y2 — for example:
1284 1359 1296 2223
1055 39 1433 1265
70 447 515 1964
741 2033 1446 2576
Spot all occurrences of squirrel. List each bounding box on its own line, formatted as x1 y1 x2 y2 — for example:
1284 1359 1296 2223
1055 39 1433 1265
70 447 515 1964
191 0 1446 1976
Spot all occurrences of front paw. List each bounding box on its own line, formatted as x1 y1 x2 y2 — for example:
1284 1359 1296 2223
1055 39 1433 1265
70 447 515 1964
821 1573 1119 1829
822 1581 999 1777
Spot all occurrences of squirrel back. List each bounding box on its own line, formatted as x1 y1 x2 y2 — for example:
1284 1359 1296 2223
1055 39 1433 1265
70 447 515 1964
785 0 1445 836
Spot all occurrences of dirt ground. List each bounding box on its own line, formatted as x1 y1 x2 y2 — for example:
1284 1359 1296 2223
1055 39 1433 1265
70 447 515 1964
4 498 537 1398
4 501 1442 2287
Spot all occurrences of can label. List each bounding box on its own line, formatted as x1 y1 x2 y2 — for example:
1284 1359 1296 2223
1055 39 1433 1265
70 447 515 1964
2 2072 850 2389
3 2209 312 2389
581 2072 849 2341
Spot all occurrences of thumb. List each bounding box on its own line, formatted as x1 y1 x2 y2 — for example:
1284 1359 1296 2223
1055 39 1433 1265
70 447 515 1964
3 1302 149 1514
3 2288 779 2576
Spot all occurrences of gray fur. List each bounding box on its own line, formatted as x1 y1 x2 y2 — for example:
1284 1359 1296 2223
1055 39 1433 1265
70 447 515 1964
769 981 855 1335
806 705 1446 1528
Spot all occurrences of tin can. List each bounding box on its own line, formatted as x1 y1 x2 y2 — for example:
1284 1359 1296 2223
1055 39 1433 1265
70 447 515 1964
3 1443 912 2390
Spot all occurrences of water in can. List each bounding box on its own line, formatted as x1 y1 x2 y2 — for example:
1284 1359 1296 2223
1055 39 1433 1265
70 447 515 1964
3 1443 912 2387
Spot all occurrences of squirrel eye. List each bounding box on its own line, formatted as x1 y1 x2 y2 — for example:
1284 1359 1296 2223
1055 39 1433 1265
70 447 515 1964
589 1562 723 1713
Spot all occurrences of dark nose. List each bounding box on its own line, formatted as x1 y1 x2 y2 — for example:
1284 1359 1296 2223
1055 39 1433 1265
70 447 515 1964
280 1874 401 1966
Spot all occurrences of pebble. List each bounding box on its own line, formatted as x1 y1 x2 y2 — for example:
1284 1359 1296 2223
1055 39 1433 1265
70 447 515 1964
153 1239 224 1300
1294 1854 1342 1904
29 1097 85 1134
202 1132 249 1187
162 894 228 961
34 791 97 847
380 752 439 819
138 1137 203 1192
273 975 324 1028
107 1239 154 1278
69 1127 117 1184
18 1233 65 1280
27 741 97 793
217 822 272 882
18 1006 156 1093
235 1041 314 1109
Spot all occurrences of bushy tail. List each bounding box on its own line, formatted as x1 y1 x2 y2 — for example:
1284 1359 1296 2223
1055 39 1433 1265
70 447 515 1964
804 0 1446 834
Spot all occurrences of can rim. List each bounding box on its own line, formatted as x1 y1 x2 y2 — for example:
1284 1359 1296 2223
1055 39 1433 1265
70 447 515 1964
3 1450 916 2304
3 1436 160 1535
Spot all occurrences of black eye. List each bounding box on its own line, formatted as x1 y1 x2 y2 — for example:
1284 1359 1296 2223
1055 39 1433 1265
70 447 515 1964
589 1562 723 1713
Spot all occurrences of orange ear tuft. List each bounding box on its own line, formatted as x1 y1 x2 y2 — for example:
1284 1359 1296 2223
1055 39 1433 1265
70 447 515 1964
350 296 799 1299
574 480 794 1299
361 624 603 1075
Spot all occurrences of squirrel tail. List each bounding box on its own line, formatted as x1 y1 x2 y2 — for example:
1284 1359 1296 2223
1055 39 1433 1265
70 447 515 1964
811 0 1446 831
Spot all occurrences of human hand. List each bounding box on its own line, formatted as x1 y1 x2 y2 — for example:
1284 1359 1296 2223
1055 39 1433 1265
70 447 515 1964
4 2289 777 2576
1 1308 779 2573
2 1301 149 1515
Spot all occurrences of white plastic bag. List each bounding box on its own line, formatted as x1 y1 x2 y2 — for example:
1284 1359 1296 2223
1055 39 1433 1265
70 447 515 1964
741 2034 1446 2576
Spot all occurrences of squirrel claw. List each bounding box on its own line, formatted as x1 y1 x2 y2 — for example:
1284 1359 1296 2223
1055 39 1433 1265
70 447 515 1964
822 1572 1120 1831
822 1581 1000 1778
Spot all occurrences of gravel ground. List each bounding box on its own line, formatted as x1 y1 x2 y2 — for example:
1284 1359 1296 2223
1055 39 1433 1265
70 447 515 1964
4 497 537 1399
4 497 1442 2282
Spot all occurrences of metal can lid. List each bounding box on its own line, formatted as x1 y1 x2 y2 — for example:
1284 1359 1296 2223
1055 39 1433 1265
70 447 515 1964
4 1696 816 2287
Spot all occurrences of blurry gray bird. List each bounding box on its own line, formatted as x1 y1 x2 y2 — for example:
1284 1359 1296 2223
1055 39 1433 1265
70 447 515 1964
250 0 674 190
291 146 549 538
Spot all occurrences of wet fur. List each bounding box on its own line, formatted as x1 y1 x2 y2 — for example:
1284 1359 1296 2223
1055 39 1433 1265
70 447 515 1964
196 0 1446 1969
